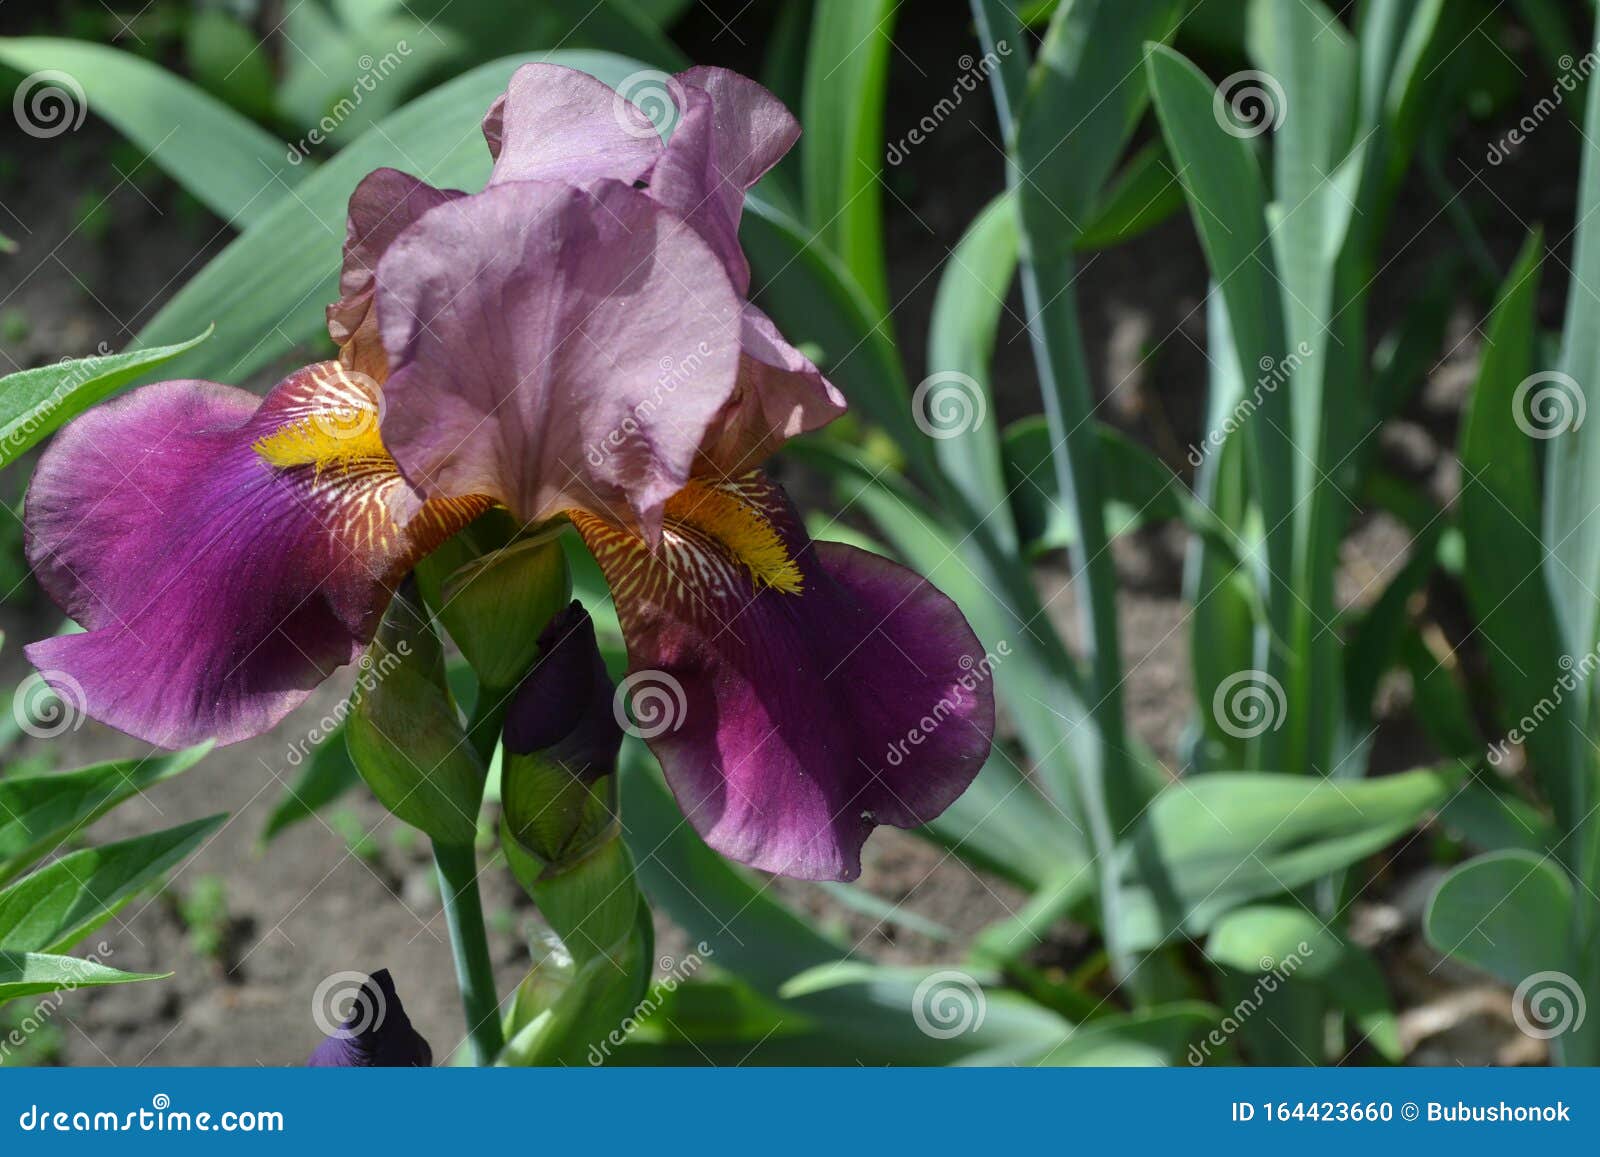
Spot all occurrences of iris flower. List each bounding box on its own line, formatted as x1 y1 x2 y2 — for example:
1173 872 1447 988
25 64 994 880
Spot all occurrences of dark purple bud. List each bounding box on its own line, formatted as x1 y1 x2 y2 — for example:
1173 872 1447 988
306 969 432 1067
503 602 622 779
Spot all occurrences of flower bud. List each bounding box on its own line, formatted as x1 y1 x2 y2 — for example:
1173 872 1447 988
345 580 483 845
429 536 571 693
500 603 624 868
306 969 432 1067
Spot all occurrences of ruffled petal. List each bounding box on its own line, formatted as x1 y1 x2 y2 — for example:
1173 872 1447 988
697 304 847 476
24 363 486 748
571 474 994 880
328 168 463 381
652 67 799 295
484 63 663 186
376 179 742 536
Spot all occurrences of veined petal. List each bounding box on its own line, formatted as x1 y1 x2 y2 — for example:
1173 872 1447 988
328 167 464 381
570 474 994 880
376 179 742 537
25 363 486 749
484 63 663 186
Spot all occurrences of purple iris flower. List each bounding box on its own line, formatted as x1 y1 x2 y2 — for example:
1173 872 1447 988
306 969 432 1067
23 65 995 881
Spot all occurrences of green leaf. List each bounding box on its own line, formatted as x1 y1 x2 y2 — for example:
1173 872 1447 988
1544 47 1600 666
778 960 1082 1065
184 9 276 123
1436 784 1554 856
1146 42 1296 766
344 586 483 846
135 52 654 386
0 745 211 887
538 0 687 70
1325 943 1403 1062
1117 767 1460 949
1459 233 1577 825
1425 849 1574 986
1205 904 1340 979
1032 1003 1218 1066
630 0 695 26
740 195 931 482
1075 139 1186 250
621 746 1068 1063
803 0 895 313
926 193 1018 550
0 814 226 954
0 38 302 227
0 328 211 472
1003 416 1236 560
258 729 361 846
1015 0 1185 255
0 952 166 1004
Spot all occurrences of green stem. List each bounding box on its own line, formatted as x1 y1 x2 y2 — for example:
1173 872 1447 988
433 839 503 1065
433 694 512 1066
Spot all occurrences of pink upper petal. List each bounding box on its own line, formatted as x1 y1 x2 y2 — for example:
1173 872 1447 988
697 304 847 476
375 179 743 536
651 68 800 295
484 63 664 187
328 168 464 380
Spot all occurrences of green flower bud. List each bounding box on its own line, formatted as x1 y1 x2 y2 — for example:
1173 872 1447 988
345 581 483 845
